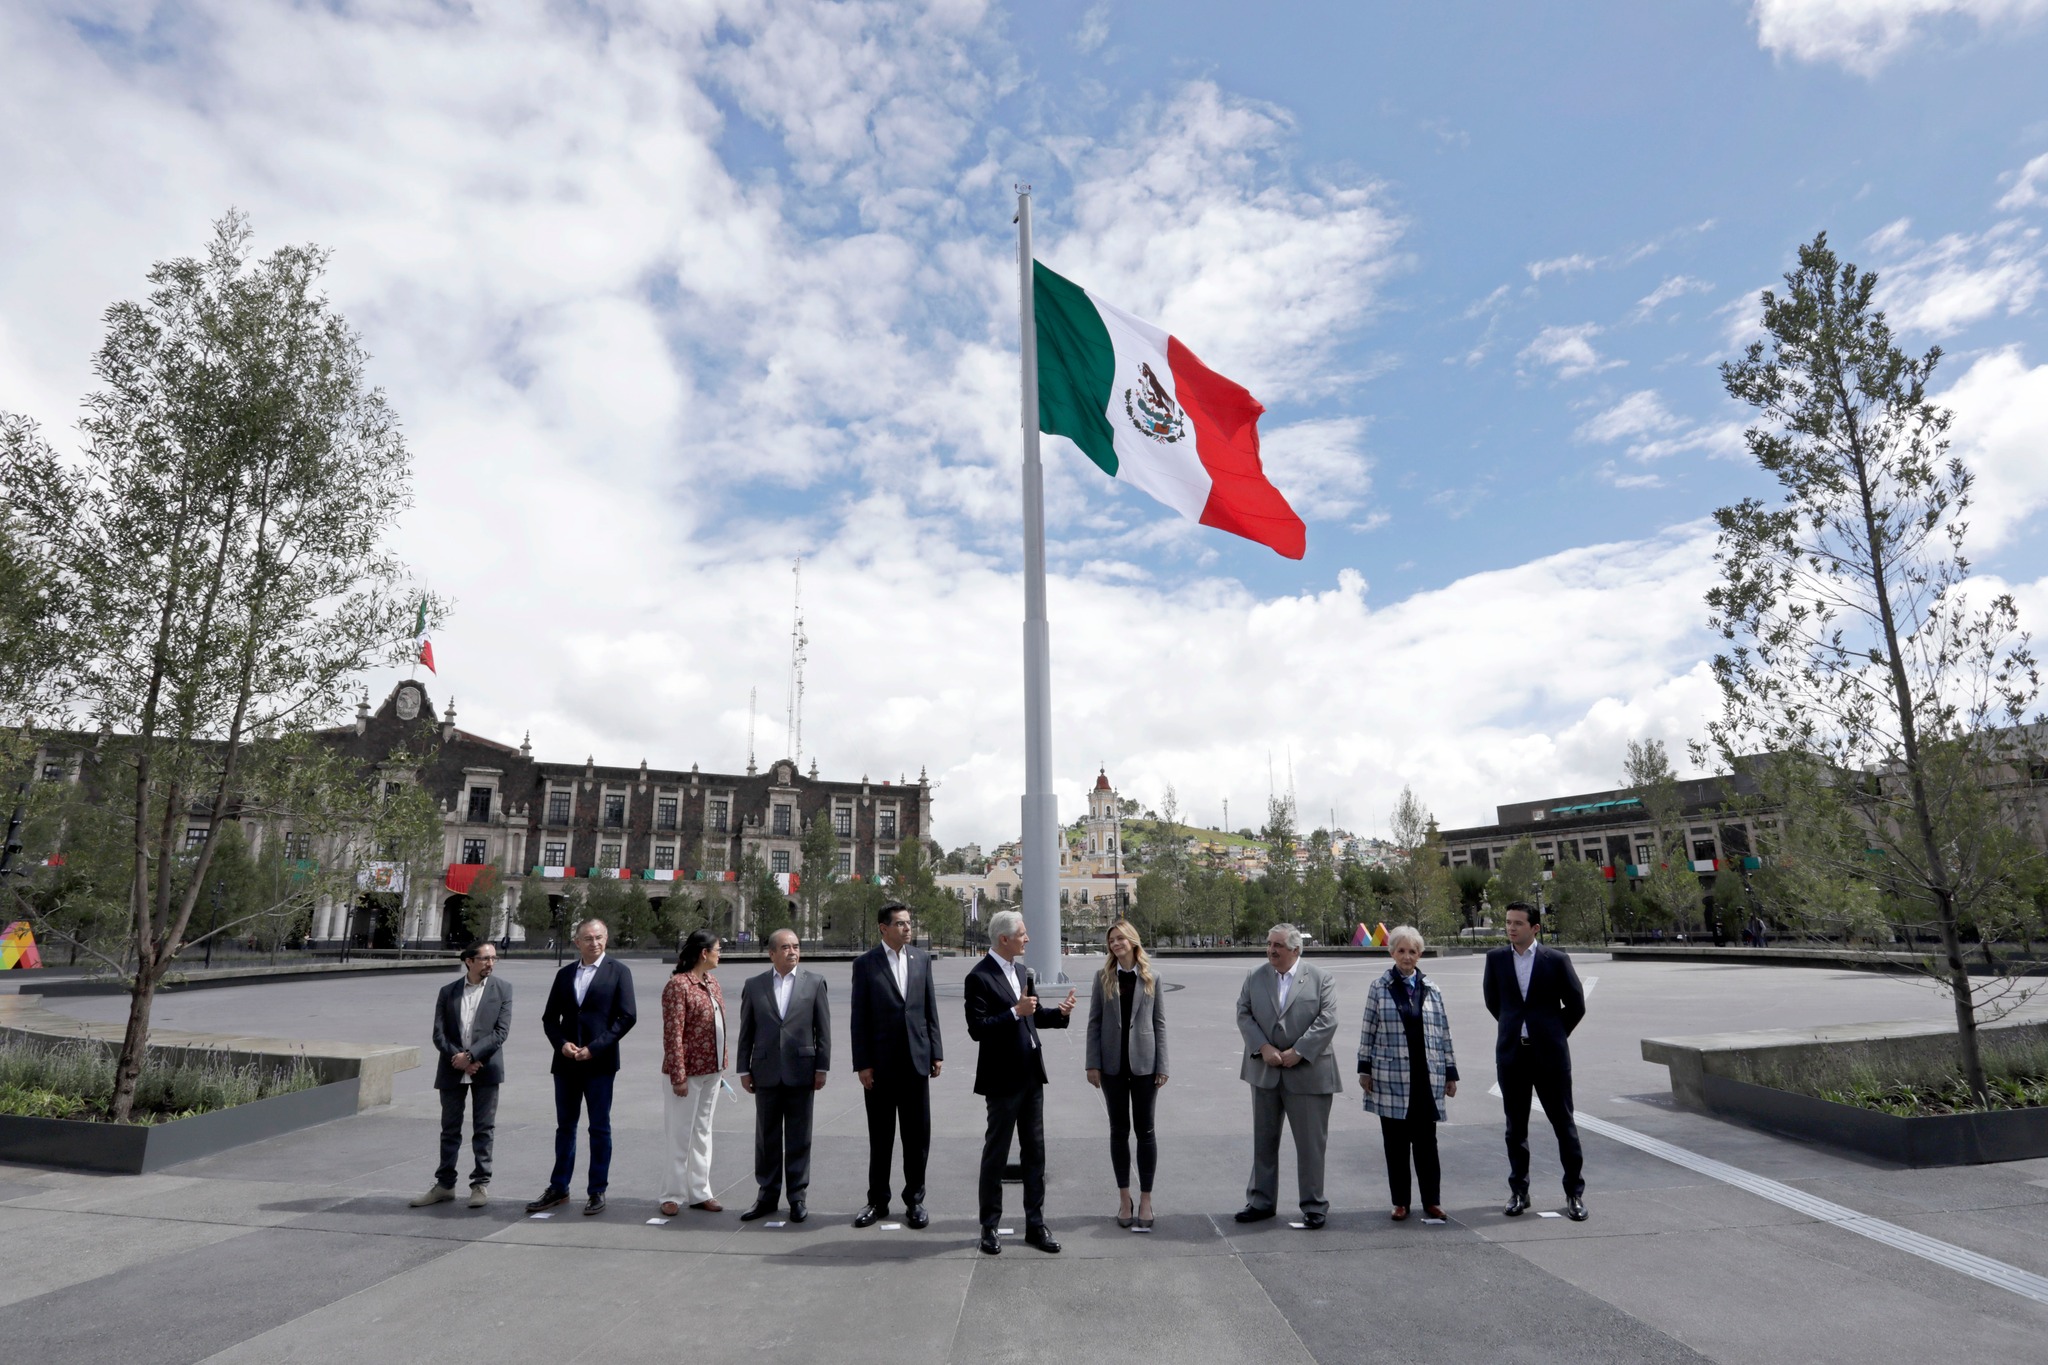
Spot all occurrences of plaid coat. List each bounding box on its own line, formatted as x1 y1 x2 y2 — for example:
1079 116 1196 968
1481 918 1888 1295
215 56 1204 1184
1357 967 1459 1121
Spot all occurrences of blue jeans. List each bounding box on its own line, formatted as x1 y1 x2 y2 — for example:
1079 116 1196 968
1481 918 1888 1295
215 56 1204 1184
549 1071 616 1196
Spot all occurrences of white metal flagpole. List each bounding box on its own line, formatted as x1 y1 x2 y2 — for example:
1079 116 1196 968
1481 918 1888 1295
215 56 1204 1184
1015 185 1062 985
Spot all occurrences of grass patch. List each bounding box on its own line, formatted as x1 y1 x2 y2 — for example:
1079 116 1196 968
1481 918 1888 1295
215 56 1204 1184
1766 1037 2048 1117
0 1037 318 1125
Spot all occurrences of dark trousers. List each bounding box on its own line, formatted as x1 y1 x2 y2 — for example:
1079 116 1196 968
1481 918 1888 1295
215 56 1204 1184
863 1070 931 1208
1499 1046 1584 1197
549 1070 616 1196
978 1084 1047 1230
435 1083 498 1189
1379 1114 1440 1207
753 1083 816 1201
1100 1071 1158 1193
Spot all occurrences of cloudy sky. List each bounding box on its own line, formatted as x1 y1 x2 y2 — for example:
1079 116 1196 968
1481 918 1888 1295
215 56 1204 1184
5 0 2048 846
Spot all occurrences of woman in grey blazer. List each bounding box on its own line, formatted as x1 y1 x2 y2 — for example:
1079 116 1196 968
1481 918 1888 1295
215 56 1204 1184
1086 919 1169 1229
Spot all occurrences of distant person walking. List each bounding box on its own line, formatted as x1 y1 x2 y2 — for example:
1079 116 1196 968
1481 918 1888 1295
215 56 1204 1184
658 930 728 1217
1233 923 1341 1229
413 942 511 1209
1084 919 1167 1229
850 902 944 1230
1357 925 1457 1221
965 908 1076 1255
529 918 638 1217
735 929 831 1224
1482 901 1588 1221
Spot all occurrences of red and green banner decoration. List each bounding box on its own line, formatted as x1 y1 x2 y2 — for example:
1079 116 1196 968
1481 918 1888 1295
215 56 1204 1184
414 600 436 675
1034 261 1305 560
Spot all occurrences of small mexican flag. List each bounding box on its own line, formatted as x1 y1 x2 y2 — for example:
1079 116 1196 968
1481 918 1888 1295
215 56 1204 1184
1034 261 1306 559
414 601 436 674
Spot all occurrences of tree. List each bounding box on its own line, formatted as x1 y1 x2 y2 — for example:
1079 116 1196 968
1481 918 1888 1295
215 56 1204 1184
1493 837 1545 917
1300 828 1342 944
1624 739 1704 932
739 852 785 941
888 837 959 947
798 811 839 937
612 879 657 948
514 879 559 947
1387 786 1458 939
1259 794 1300 926
1549 856 1610 944
1704 232 2045 1101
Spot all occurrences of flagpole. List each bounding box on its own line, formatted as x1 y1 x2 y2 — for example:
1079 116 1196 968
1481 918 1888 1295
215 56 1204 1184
1015 185 1062 986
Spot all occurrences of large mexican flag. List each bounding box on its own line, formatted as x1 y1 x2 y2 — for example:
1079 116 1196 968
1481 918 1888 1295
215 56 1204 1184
1034 261 1306 559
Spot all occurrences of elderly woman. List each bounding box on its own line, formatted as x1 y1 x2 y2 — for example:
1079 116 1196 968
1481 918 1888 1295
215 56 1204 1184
658 929 727 1217
1357 924 1458 1221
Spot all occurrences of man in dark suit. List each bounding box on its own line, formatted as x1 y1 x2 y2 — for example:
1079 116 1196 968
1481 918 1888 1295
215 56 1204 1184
965 907 1075 1256
413 941 512 1209
736 928 831 1223
850 901 944 1229
529 918 637 1216
1482 901 1588 1221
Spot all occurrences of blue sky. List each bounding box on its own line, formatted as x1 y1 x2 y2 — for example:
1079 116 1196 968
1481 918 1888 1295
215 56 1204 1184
4 1 2048 845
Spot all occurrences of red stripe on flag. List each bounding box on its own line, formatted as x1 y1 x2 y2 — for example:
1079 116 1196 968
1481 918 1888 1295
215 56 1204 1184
1167 337 1305 560
419 638 437 674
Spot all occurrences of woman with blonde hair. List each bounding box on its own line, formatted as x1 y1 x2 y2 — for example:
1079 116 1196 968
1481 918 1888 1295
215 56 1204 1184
1085 919 1169 1229
1358 924 1459 1221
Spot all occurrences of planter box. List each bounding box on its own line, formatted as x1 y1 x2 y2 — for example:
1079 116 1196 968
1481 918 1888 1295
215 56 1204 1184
1699 1073 2048 1167
0 1076 360 1174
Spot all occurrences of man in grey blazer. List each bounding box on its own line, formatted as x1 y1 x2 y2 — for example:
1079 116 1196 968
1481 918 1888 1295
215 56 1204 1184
1234 923 1342 1229
413 942 512 1209
736 928 831 1223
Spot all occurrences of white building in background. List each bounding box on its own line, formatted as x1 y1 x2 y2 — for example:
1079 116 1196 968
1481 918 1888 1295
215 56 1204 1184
937 768 1137 938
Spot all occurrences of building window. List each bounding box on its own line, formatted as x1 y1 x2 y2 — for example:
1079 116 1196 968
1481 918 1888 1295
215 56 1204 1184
543 842 567 866
833 805 852 836
772 805 792 836
1586 846 1604 863
467 787 492 822
547 790 571 824
710 799 729 832
771 850 790 874
285 832 313 860
654 844 675 869
878 808 898 839
837 851 851 876
40 762 64 782
1634 843 1654 869
185 827 208 850
1692 840 1717 862
461 838 487 864
599 843 622 869
656 797 678 830
602 794 626 827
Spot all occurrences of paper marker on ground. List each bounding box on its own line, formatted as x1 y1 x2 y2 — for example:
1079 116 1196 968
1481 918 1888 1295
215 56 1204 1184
645 1217 669 1225
1422 1217 1447 1225
1288 1221 1307 1228
764 1220 787 1228
528 1212 553 1220
1537 1211 1563 1219
880 1222 902 1229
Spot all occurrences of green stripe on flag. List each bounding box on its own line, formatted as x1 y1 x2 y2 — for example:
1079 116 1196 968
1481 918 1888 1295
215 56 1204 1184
1033 261 1118 477
413 600 426 636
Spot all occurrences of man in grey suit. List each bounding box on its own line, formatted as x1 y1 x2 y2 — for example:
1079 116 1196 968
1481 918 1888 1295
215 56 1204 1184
736 928 831 1223
1234 923 1341 1229
413 941 512 1209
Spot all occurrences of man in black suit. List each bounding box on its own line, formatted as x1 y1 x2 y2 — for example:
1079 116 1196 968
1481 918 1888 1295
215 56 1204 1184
736 928 831 1223
965 907 1075 1256
413 941 511 1209
1482 901 1588 1221
529 918 638 1216
850 901 944 1229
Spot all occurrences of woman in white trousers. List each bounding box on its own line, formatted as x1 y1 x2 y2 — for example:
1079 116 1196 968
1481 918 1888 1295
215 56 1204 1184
659 929 727 1215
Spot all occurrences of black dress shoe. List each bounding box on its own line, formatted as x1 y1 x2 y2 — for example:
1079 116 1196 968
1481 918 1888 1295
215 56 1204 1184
906 1205 929 1229
1233 1204 1276 1223
1504 1191 1530 1217
740 1198 779 1222
1565 1195 1589 1222
1301 1212 1326 1230
979 1227 1001 1255
583 1194 606 1216
524 1188 568 1213
788 1200 808 1224
853 1204 884 1228
1024 1224 1061 1253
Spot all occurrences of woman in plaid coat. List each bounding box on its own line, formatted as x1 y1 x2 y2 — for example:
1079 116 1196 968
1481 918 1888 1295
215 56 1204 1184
658 929 728 1217
1357 925 1458 1221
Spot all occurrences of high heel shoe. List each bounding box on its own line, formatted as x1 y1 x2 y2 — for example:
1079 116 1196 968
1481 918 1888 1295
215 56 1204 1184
1116 1210 1135 1228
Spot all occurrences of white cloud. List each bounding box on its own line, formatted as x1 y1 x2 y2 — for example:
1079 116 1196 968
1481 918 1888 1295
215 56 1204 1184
1597 461 1665 491
1578 390 1685 445
1751 0 2048 74
1941 347 2048 549
1630 274 1715 321
1997 151 2048 211
1074 1 1111 53
1257 417 1375 521
1578 390 1747 464
1518 323 1623 379
1870 220 2045 336
1526 253 1599 281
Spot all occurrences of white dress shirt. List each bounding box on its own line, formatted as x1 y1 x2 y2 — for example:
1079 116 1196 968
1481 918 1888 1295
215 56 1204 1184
773 967 796 1019
885 943 909 997
1512 941 1537 1038
457 979 486 1083
986 951 1038 1049
574 954 605 1004
1275 964 1297 1011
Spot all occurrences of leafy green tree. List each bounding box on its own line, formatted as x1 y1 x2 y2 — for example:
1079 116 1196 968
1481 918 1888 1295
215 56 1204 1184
1705 232 2046 1099
1548 856 1610 944
824 877 885 948
1258 794 1300 926
514 879 559 947
1300 828 1342 944
612 879 658 948
740 852 786 942
1494 837 1545 916
888 837 959 947
1387 787 1458 940
798 810 839 937
1625 739 1704 932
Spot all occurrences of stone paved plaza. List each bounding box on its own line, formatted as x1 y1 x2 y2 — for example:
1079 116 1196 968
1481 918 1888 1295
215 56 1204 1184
5 951 2048 1363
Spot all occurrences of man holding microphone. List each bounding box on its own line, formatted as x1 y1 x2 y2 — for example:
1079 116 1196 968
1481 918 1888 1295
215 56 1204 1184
964 908 1075 1255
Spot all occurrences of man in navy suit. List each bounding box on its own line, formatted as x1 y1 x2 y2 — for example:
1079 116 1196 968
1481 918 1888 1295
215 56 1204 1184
850 901 944 1229
529 917 638 1216
1482 901 1588 1221
965 908 1075 1256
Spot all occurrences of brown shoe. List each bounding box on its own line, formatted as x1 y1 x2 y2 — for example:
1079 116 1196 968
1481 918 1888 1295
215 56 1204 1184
1390 1205 1410 1221
659 1201 681 1217
1424 1205 1446 1221
690 1199 723 1213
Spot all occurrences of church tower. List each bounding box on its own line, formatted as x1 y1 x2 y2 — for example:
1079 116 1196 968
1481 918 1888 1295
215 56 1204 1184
1085 768 1122 875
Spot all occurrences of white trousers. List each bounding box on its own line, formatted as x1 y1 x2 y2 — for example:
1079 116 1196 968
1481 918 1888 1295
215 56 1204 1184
660 1075 719 1205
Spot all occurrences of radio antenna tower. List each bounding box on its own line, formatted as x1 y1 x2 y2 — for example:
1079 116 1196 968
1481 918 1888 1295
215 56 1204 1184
747 687 758 775
785 556 808 765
